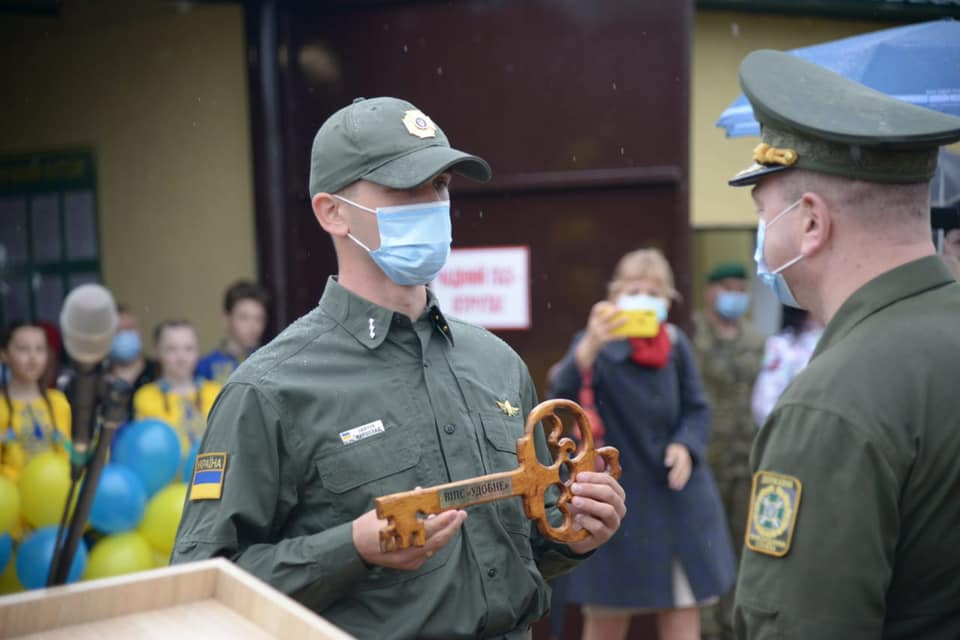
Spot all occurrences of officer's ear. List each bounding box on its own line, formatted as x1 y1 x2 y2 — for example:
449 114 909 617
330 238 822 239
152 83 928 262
312 192 349 237
798 191 832 259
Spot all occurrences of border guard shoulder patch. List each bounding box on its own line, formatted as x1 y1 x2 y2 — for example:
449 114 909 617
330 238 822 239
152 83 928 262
746 470 802 557
190 452 227 501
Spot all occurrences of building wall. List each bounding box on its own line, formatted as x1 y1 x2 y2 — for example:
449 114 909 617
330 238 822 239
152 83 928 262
691 10 899 228
0 0 256 353
0 2 945 348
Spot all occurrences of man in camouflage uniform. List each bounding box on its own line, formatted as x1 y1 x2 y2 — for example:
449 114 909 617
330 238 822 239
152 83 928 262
693 262 765 640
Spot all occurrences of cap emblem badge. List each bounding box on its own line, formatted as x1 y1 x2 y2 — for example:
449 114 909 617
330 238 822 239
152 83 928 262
403 109 437 139
753 143 798 167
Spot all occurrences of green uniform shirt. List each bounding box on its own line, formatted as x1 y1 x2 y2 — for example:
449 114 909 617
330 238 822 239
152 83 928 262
172 278 585 639
734 257 960 639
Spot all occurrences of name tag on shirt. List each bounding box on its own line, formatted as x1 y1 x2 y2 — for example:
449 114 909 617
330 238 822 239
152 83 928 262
340 419 385 445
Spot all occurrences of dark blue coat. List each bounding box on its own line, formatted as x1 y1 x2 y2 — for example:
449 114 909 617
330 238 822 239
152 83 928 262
550 326 736 609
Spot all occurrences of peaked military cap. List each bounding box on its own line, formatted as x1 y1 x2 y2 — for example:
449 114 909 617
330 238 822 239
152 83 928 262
729 50 960 187
309 97 492 196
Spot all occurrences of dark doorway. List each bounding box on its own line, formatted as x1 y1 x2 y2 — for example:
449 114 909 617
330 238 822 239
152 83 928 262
247 4 693 633
248 0 692 392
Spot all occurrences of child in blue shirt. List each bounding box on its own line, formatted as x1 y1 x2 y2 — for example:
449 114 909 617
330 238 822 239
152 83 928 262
195 281 268 385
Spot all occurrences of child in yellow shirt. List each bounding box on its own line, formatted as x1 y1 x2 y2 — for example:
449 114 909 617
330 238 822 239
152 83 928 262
1 322 71 483
133 320 219 454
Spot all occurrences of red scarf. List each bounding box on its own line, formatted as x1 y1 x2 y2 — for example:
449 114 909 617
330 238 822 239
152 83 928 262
629 327 672 368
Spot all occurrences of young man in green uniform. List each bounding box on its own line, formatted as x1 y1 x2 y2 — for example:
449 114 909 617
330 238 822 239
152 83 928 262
693 262 764 640
727 51 960 639
171 97 626 639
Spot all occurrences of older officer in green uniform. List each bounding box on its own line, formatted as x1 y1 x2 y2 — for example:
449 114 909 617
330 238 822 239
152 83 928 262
727 51 960 639
693 262 764 640
171 97 626 639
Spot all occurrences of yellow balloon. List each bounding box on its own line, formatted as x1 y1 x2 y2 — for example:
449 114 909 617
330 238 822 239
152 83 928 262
139 483 187 557
152 549 170 568
84 532 155 580
0 550 23 595
18 452 72 529
0 476 20 535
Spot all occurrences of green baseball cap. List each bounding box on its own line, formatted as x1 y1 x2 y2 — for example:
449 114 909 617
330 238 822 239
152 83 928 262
308 97 492 196
729 50 960 187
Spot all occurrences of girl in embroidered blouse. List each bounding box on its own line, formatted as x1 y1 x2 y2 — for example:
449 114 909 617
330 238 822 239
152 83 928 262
0 322 72 483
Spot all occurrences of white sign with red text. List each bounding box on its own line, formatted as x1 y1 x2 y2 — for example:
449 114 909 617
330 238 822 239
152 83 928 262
431 246 530 330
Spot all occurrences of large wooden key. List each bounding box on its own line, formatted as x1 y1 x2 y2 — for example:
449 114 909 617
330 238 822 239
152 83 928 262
374 398 621 552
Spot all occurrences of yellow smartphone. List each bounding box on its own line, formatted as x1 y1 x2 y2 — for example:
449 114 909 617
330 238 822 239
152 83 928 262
610 309 660 338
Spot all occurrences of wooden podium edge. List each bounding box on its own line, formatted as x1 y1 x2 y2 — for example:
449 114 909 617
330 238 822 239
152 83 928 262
211 559 355 639
0 558 355 639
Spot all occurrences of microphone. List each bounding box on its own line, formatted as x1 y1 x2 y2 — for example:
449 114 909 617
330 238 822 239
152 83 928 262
59 284 117 478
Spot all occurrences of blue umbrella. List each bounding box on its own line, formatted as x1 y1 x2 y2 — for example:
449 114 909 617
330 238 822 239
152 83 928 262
717 18 960 138
933 149 960 206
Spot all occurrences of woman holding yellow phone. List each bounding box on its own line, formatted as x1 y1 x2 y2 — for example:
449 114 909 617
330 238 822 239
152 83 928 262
549 248 735 640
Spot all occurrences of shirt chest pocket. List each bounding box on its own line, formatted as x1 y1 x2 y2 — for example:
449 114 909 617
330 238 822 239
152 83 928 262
478 412 525 470
478 412 528 534
316 427 423 523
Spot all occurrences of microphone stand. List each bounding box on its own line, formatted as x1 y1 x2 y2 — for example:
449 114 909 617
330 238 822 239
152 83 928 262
47 376 133 586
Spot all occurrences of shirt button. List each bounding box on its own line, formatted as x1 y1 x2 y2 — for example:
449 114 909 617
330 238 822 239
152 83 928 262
423 361 430 368
487 568 497 578
444 424 456 435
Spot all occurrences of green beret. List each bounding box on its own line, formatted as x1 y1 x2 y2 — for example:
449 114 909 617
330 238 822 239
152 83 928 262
729 51 960 187
708 262 748 282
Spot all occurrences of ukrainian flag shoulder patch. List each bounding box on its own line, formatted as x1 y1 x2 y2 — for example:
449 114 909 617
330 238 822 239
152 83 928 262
190 452 227 501
745 470 802 557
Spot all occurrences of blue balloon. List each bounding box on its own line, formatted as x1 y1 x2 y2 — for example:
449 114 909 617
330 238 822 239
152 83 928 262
112 419 181 496
16 526 87 589
182 440 201 484
0 532 11 574
89 463 147 533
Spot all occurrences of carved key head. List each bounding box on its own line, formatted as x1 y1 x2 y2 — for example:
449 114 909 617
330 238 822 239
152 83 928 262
522 399 622 544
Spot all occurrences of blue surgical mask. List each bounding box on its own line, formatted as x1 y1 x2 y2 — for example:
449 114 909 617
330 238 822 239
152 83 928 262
755 198 804 308
618 294 669 323
715 291 750 320
335 195 452 286
110 330 142 362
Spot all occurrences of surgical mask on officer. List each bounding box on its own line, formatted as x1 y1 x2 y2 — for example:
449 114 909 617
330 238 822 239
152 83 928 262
715 291 751 320
755 198 804 308
334 195 452 286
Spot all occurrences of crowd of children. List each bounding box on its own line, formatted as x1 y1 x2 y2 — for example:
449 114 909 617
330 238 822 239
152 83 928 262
0 280 269 512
